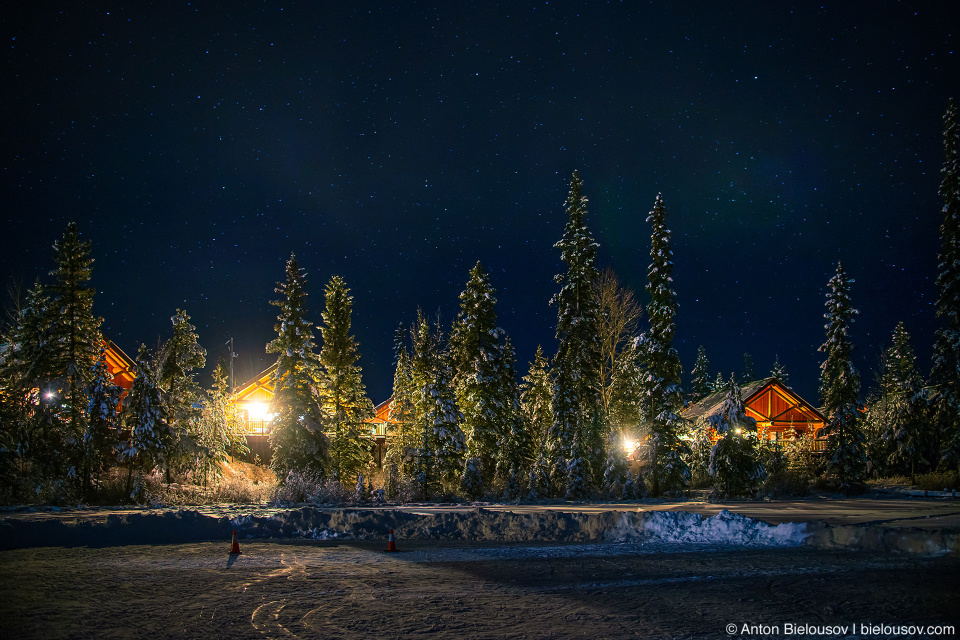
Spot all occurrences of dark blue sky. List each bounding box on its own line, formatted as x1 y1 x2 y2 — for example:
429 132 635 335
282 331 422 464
3 2 957 403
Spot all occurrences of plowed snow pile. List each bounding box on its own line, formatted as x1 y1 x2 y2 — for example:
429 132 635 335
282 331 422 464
1 506 809 549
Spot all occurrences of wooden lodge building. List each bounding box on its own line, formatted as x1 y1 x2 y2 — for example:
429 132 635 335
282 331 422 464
682 377 826 444
228 365 394 465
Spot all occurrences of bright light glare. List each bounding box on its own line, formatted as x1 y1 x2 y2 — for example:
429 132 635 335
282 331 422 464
246 402 271 421
623 438 636 452
44 392 56 400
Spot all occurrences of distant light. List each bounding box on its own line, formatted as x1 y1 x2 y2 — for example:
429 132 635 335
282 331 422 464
734 428 742 434
246 402 272 422
44 392 56 400
623 438 636 452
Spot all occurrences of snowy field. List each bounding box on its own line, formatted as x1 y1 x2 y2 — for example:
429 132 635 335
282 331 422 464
1 539 957 639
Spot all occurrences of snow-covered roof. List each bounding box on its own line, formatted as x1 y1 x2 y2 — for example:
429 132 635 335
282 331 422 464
683 378 774 422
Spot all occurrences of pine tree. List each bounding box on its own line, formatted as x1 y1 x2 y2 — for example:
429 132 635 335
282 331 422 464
121 345 171 487
521 346 553 499
319 276 374 484
741 353 756 384
708 374 766 496
522 346 553 460
46 223 104 482
196 362 248 486
550 171 604 497
156 309 206 479
639 194 690 495
770 355 789 384
931 99 960 471
819 262 867 488
449 262 512 486
689 345 711 401
685 418 714 488
267 254 328 481
878 323 927 483
386 323 418 489
83 347 122 495
711 372 726 393
0 282 58 479
410 313 465 498
493 335 531 481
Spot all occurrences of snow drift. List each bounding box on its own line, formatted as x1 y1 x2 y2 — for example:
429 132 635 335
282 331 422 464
0 506 954 555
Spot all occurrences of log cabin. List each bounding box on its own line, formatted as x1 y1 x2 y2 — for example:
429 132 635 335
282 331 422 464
683 377 826 444
228 364 394 465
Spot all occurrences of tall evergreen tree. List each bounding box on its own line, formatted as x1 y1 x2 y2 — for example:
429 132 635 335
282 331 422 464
878 323 927 482
770 354 789 385
493 335 530 481
121 345 170 485
156 309 206 479
319 275 374 483
639 194 689 495
449 262 511 485
819 262 867 487
83 347 122 495
47 222 104 481
267 254 328 481
931 98 960 471
521 345 553 497
549 171 604 496
689 345 711 401
410 312 465 497
386 323 418 488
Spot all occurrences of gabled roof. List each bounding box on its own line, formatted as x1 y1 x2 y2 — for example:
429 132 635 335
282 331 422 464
231 362 279 404
684 377 825 427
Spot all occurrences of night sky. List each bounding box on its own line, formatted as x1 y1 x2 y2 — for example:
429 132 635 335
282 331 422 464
3 2 957 405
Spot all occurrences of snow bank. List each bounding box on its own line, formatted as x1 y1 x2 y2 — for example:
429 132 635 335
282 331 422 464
639 509 810 546
0 506 954 555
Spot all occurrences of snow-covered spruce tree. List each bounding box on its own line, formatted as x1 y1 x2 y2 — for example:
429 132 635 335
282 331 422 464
770 354 789 385
689 345 711 402
601 429 629 499
0 282 60 481
319 275 374 484
156 309 207 480
386 323 418 493
83 347 122 495
121 345 171 490
549 171 604 497
46 222 104 483
521 346 553 459
639 194 690 495
449 262 511 488
708 374 766 497
685 418 714 488
741 353 756 384
267 254 328 482
493 335 531 485
818 262 867 488
411 312 466 498
877 323 928 483
196 362 248 486
932 99 960 472
711 372 726 393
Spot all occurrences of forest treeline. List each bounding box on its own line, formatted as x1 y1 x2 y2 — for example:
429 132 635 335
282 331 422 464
1 102 958 504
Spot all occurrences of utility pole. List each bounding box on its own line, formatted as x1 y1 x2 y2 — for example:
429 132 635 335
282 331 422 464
227 337 236 394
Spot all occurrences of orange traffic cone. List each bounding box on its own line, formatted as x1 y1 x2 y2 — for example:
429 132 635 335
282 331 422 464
230 529 242 555
386 529 398 552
